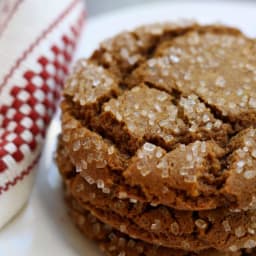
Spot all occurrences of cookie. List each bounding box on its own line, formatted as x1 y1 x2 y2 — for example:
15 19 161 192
60 106 256 211
72 176 256 251
68 195 254 256
60 22 256 210
56 145 256 252
56 22 256 255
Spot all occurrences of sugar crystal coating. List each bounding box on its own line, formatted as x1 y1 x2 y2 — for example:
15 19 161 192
129 29 256 128
195 219 208 229
222 220 231 232
124 140 225 203
64 60 119 105
94 85 186 153
170 222 180 235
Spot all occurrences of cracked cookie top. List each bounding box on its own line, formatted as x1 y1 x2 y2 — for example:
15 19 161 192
61 22 256 211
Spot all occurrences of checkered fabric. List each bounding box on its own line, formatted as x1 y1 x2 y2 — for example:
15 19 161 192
0 0 86 228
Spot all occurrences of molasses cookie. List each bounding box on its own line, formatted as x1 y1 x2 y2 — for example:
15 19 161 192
68 195 254 256
56 22 256 255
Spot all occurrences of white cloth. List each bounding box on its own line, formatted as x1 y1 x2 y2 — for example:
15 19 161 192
0 0 86 229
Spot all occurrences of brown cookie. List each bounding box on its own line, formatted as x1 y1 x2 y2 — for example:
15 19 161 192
71 176 256 252
68 195 254 256
56 22 256 255
59 106 256 211
56 146 256 252
60 22 256 210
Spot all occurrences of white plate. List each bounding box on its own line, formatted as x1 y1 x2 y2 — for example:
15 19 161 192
1 1 256 255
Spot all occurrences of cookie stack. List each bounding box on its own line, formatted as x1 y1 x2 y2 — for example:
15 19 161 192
56 22 256 255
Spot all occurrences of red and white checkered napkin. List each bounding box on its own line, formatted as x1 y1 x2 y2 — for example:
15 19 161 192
0 0 86 228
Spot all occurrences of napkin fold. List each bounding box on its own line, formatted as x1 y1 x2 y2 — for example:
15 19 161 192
0 0 86 228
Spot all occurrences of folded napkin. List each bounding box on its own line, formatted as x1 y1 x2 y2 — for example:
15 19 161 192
0 0 86 228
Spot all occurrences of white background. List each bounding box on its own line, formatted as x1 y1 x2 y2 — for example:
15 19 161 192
86 0 256 17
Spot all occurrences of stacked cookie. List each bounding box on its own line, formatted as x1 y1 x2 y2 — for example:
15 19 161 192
56 22 256 255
